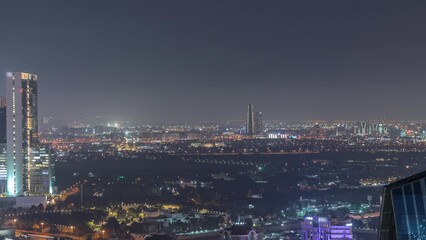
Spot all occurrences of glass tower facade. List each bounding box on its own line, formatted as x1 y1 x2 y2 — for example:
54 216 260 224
6 72 39 196
28 144 53 194
379 171 426 239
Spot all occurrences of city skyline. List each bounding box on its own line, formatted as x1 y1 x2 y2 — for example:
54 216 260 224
2 1 426 125
1 1 426 239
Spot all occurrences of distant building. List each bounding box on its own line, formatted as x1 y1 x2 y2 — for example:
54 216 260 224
378 170 426 240
356 121 368 136
246 104 254 136
309 123 324 137
302 216 352 240
43 116 53 125
223 225 258 240
335 124 346 136
254 112 263 135
0 196 47 208
268 133 288 139
143 234 176 240
41 116 54 130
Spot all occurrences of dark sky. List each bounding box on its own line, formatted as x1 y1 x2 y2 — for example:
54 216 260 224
1 1 426 125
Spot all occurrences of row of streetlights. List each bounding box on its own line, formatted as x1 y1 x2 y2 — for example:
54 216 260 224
14 220 76 235
11 218 109 239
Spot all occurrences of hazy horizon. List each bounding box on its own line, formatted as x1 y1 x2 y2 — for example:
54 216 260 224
2 1 426 125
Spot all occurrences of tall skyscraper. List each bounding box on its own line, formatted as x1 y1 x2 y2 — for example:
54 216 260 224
254 111 263 135
6 72 39 196
246 104 254 136
0 97 6 144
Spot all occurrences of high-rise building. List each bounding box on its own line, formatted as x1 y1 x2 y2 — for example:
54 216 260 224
246 104 254 136
378 170 426 240
0 98 6 144
0 96 6 108
335 124 347 136
6 72 40 196
254 112 263 135
28 144 54 194
0 144 7 193
357 121 368 136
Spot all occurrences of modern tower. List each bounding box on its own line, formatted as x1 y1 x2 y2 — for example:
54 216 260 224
246 104 254 136
6 72 39 196
0 97 6 144
254 112 263 135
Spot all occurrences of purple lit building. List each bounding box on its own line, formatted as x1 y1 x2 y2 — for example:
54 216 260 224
302 216 352 240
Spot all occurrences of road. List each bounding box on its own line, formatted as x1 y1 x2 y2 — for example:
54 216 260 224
16 229 85 240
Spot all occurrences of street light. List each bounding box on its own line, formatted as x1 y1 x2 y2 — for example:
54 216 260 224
41 222 44 232
101 230 105 239
70 226 75 235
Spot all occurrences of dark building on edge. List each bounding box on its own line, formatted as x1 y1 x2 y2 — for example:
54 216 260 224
378 170 426 240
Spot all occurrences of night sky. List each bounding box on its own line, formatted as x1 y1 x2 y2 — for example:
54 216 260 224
1 1 426 125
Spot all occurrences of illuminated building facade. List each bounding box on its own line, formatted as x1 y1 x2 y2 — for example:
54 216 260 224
246 104 254 135
378 170 426 240
28 144 54 194
0 144 6 193
302 216 352 240
6 72 39 196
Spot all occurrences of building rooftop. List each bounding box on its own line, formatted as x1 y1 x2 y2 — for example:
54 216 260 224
226 225 254 235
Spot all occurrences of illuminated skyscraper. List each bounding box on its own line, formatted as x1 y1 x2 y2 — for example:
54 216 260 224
6 72 39 196
254 112 263 135
246 104 254 135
